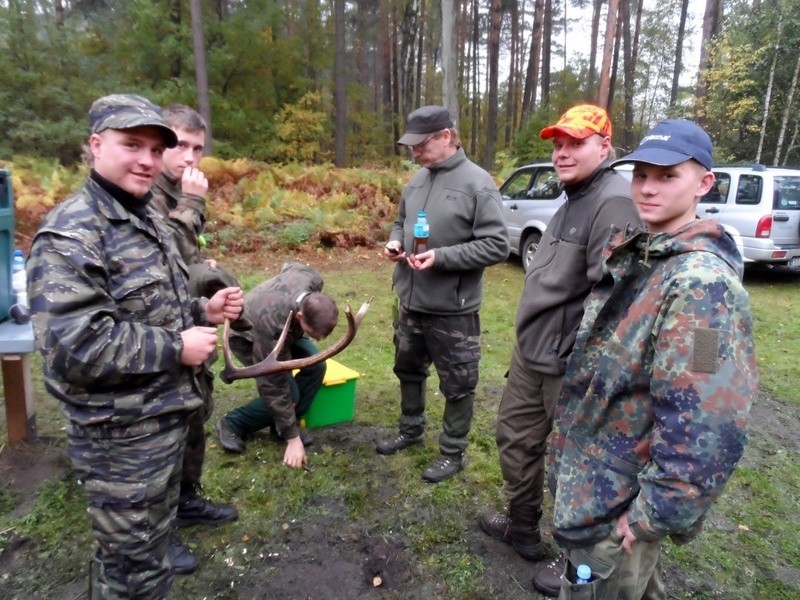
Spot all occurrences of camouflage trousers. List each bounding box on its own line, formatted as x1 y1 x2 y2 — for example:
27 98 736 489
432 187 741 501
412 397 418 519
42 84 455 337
67 416 187 599
559 522 666 600
393 307 481 455
181 261 239 494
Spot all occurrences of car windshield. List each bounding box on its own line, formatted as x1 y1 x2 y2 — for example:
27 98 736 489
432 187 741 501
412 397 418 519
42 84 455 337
774 177 800 210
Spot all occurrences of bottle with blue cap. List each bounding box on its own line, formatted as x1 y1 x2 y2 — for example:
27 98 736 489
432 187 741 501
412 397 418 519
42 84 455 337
11 248 27 308
575 563 592 584
412 211 429 255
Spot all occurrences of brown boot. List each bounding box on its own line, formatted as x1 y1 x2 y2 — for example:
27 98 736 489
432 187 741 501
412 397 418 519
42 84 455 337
478 507 546 561
532 555 565 597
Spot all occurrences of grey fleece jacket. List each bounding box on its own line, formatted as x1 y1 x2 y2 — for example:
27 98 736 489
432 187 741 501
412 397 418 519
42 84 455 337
515 162 641 375
390 147 510 315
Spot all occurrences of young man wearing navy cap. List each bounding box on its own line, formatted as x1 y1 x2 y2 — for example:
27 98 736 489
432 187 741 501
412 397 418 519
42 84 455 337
26 94 244 597
378 105 509 483
547 119 757 598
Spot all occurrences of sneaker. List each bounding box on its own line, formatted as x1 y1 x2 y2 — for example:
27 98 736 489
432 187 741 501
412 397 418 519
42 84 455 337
376 432 424 455
532 555 565 597
168 534 199 575
176 493 239 528
479 511 546 561
215 417 245 454
421 453 466 483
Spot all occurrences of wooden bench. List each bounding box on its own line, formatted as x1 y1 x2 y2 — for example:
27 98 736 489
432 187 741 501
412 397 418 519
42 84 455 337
0 319 36 445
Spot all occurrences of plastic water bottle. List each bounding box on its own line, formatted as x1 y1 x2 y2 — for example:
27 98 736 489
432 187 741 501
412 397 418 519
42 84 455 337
412 211 429 255
11 248 27 308
576 563 592 584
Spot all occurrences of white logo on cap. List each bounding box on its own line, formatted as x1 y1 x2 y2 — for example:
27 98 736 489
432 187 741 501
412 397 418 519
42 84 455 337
642 134 671 143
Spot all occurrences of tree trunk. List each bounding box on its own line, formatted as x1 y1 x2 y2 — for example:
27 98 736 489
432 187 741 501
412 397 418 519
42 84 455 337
485 0 502 170
541 0 552 107
399 0 421 118
189 0 212 154
774 33 799 164
607 2 622 110
670 0 690 107
521 0 544 118
333 0 346 166
470 0 479 156
587 0 603 96
756 10 783 164
505 0 519 145
597 0 619 108
622 0 635 151
441 0 459 126
695 0 722 124
415 0 426 108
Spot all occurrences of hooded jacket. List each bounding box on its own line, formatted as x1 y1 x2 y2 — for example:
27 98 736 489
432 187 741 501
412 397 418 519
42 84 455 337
514 162 640 375
390 147 509 315
548 219 758 548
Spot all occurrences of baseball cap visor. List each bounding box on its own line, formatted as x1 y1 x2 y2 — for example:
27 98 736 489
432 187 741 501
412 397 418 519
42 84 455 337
540 124 601 140
397 131 431 146
612 147 696 168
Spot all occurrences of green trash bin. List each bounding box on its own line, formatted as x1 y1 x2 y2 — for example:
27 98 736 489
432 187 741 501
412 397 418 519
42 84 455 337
0 169 15 320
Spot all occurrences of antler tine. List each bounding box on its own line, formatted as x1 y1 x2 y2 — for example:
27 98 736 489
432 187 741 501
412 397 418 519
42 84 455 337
220 310 294 384
219 298 371 382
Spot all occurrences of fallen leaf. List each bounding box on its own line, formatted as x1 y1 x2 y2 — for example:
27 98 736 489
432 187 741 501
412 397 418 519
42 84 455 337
373 576 383 587
738 524 750 531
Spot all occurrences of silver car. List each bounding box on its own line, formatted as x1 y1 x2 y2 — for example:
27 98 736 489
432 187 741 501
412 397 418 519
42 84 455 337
698 165 800 266
499 163 633 270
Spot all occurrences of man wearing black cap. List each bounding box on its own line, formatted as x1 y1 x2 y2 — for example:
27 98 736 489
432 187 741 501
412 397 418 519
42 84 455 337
26 94 244 598
377 105 509 483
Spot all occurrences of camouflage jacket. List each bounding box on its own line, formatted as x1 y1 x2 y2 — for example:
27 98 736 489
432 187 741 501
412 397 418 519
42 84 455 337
27 175 207 427
548 219 758 548
150 171 205 266
390 147 509 315
228 262 324 440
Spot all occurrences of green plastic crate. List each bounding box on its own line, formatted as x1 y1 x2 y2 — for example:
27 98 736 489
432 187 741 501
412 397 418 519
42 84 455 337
302 359 359 429
0 169 14 320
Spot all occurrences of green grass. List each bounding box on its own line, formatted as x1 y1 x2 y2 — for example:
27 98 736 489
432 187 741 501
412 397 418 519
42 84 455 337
1 255 799 598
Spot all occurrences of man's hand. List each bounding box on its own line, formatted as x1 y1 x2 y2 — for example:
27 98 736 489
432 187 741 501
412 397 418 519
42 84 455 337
407 249 435 271
616 512 638 555
283 436 307 469
383 241 406 262
205 287 244 324
180 326 218 366
181 167 208 198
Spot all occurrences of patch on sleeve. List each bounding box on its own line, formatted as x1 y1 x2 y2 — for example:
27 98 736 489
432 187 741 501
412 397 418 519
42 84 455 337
692 328 720 374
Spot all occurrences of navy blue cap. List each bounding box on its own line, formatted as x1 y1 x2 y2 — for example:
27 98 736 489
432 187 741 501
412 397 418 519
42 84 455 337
613 119 713 171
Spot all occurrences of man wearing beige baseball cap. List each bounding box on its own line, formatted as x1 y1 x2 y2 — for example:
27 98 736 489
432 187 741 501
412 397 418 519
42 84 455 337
478 104 642 596
26 94 244 598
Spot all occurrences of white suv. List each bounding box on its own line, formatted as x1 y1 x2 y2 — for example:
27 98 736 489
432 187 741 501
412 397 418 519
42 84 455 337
698 164 800 266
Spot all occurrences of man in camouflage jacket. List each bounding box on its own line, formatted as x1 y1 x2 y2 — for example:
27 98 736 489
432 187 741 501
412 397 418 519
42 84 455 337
216 262 338 469
149 104 239 530
27 94 243 598
548 120 758 599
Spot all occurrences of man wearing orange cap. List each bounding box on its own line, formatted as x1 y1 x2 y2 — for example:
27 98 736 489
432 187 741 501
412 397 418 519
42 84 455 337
478 104 641 596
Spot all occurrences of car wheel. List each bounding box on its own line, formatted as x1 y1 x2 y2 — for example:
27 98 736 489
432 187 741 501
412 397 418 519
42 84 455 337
522 231 541 271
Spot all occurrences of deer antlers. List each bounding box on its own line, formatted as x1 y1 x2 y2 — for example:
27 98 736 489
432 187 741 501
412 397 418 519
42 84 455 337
219 298 372 384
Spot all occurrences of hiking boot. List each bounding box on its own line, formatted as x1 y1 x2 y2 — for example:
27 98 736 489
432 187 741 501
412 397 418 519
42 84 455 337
176 490 239 528
215 417 245 454
168 534 199 575
376 432 424 455
421 453 466 483
532 555 566 597
478 511 546 561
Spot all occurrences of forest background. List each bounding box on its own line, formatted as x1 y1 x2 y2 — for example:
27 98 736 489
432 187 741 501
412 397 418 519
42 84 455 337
1 0 799 175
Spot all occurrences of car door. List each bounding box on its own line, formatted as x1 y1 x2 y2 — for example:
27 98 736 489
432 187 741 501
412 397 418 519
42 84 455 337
770 174 800 251
500 165 565 254
697 170 732 225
